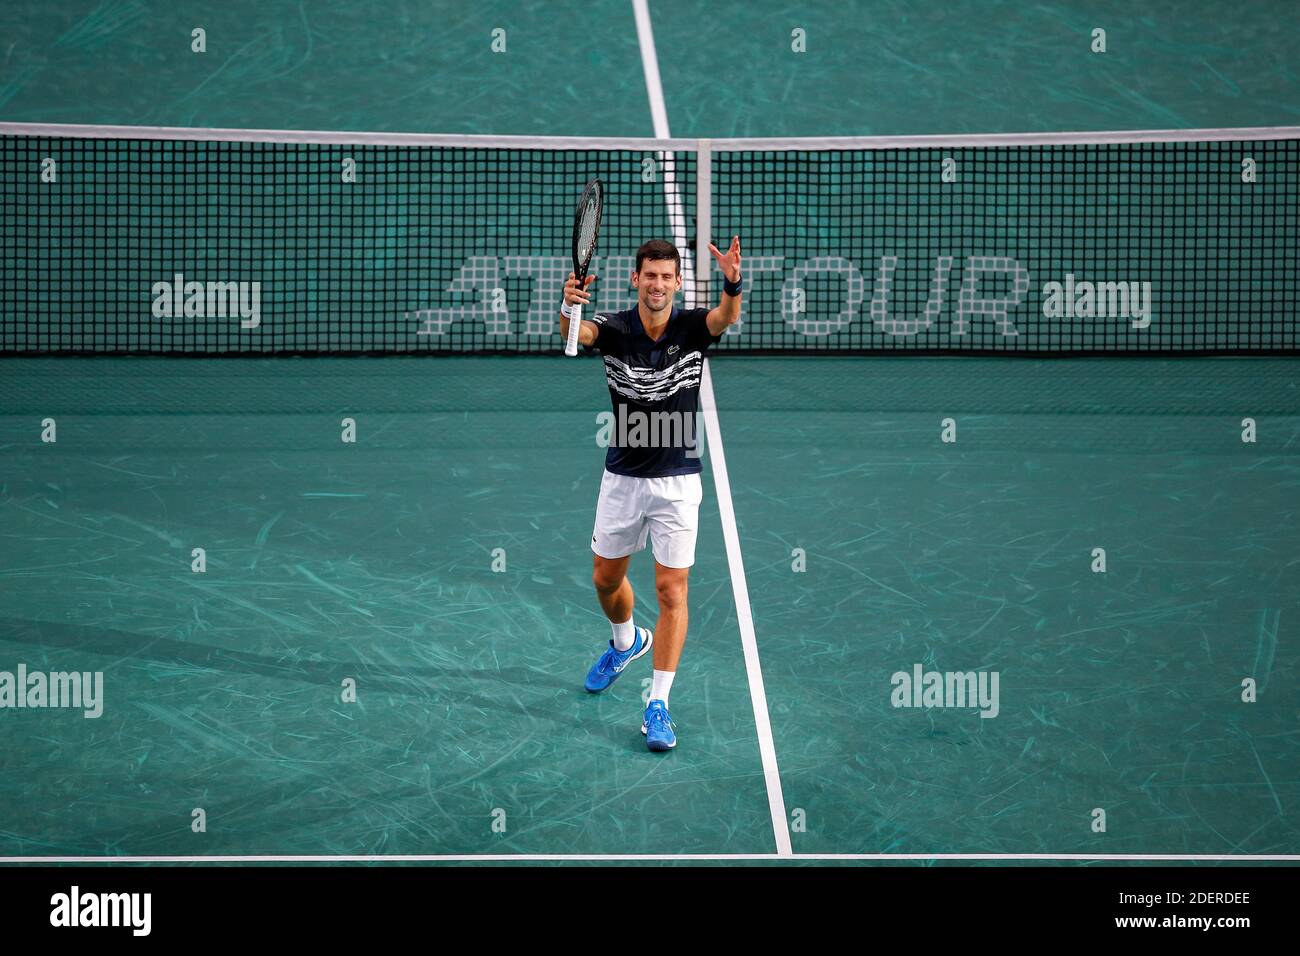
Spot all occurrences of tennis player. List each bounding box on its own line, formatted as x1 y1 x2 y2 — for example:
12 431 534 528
559 236 742 751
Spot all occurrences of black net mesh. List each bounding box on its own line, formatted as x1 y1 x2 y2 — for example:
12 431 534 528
2 131 1295 354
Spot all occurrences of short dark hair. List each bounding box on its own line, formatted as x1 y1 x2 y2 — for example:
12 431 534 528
635 239 680 275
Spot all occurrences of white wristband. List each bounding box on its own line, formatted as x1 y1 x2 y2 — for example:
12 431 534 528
561 301 577 320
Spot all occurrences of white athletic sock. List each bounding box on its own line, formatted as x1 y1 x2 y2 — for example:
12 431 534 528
611 616 636 652
651 669 675 707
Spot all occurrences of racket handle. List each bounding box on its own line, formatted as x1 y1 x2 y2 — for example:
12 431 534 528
564 302 583 357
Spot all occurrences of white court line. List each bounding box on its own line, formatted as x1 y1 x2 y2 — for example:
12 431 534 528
633 0 792 857
631 0 671 142
2 853 1296 863
5 121 1297 149
631 0 695 299
699 363 794 856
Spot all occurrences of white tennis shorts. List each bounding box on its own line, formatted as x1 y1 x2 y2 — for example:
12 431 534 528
591 469 704 569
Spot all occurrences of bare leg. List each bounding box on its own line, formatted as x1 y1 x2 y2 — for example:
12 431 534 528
592 553 633 624
651 562 690 671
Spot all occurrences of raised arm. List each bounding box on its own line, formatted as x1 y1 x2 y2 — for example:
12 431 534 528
560 272 600 348
705 235 743 337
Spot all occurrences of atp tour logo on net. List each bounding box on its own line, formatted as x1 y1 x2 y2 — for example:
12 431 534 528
405 255 1152 339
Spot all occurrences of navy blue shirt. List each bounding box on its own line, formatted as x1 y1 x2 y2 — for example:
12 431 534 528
588 306 722 477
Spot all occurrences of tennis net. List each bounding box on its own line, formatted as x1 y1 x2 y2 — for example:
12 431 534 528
1 123 1296 354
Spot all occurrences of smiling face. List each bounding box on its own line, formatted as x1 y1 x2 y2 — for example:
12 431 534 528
632 257 682 318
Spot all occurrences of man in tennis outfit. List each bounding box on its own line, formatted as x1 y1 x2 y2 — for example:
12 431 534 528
559 237 743 751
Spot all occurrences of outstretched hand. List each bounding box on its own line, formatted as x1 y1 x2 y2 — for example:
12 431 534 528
564 271 596 306
708 235 741 283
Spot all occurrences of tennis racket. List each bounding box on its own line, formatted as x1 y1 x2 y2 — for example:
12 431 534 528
564 178 604 357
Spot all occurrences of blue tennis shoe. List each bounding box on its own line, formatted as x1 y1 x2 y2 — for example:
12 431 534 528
642 699 676 751
584 626 653 693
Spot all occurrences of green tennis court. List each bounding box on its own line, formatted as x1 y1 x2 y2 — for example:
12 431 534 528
1 0 1297 865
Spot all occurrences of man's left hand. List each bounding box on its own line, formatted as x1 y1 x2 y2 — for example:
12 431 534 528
708 235 741 283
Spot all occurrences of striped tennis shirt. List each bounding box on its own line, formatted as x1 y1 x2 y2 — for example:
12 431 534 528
587 306 723 478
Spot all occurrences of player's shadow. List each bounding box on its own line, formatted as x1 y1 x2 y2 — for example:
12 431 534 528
0 616 578 725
